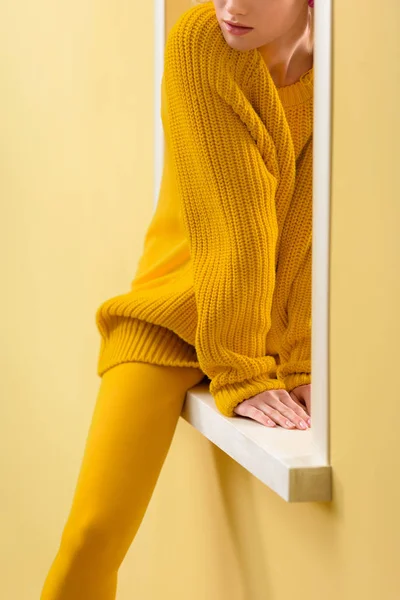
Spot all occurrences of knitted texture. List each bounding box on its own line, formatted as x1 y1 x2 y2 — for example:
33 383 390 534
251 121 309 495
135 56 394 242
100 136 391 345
95 1 313 417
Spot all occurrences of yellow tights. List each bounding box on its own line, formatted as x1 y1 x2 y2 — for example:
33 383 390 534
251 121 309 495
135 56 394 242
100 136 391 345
40 361 205 599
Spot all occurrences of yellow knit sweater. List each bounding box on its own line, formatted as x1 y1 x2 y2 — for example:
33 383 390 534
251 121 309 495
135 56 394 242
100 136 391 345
95 1 313 418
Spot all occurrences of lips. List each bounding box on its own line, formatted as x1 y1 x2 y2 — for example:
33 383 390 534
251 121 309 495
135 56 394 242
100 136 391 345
224 20 252 29
223 21 254 36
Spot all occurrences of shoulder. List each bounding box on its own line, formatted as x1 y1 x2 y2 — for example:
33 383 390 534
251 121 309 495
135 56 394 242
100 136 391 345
163 2 259 103
165 2 225 71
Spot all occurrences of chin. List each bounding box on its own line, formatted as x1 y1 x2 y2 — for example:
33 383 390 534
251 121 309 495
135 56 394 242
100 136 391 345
219 26 261 52
220 32 253 51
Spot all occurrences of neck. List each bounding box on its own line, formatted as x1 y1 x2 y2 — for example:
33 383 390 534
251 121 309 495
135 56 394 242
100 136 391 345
258 9 314 88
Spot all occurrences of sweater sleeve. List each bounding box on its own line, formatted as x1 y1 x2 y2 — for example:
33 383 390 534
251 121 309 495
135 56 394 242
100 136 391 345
277 244 312 392
162 29 293 418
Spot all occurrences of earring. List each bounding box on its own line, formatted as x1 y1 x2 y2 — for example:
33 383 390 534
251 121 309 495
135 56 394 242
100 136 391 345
308 0 314 7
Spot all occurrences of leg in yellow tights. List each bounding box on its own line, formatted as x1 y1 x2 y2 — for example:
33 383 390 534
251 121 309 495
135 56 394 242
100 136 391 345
40 361 205 600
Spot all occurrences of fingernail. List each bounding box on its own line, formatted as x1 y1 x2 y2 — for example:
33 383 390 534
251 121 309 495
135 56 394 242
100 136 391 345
299 420 307 429
307 418 312 427
286 420 295 428
267 420 276 427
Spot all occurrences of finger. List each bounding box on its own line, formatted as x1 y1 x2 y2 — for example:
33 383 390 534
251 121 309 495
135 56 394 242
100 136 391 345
305 397 311 415
252 400 297 430
275 400 309 429
290 393 307 410
282 395 312 426
234 403 276 428
290 390 311 419
303 392 311 415
291 385 311 403
260 392 309 429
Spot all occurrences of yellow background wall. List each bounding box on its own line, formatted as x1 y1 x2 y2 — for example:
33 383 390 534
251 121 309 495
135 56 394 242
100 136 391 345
1 1 399 598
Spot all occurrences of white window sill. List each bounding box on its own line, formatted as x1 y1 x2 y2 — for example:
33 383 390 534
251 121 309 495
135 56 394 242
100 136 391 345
181 383 332 503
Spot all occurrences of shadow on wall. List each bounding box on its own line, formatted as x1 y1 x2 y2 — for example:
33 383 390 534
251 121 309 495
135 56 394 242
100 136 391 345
209 443 340 600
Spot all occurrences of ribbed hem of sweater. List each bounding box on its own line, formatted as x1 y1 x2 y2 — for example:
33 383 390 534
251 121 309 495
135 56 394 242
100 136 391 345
277 334 311 392
211 373 286 418
284 372 311 393
277 343 311 393
254 46 314 108
96 317 200 377
276 67 314 107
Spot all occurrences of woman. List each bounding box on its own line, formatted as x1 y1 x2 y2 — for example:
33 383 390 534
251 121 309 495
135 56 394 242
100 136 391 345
41 1 314 597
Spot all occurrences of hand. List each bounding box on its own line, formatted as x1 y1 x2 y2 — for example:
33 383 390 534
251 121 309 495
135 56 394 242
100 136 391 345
233 387 311 429
289 384 311 417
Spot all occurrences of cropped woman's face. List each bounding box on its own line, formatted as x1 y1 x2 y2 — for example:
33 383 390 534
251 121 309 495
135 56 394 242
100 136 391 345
212 0 308 51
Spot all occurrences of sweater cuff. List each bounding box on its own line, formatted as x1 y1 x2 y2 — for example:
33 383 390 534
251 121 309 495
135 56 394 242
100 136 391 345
283 372 311 393
95 314 200 377
277 335 311 393
210 373 286 418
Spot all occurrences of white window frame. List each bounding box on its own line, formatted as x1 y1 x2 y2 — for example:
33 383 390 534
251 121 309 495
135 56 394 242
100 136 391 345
153 0 332 502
